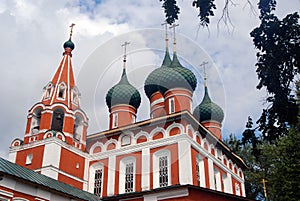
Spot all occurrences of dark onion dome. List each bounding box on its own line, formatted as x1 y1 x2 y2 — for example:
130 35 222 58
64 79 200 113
193 86 224 123
144 48 172 99
157 52 197 95
63 39 75 50
106 69 141 109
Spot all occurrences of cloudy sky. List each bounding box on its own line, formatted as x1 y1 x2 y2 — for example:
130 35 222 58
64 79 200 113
0 0 299 158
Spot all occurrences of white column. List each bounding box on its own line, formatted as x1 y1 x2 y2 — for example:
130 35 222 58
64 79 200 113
41 142 61 179
8 151 16 163
207 158 215 190
82 158 89 191
142 148 150 190
178 140 193 185
226 173 233 194
107 155 116 196
241 182 246 197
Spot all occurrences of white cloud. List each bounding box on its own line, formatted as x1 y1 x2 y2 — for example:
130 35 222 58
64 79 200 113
0 0 299 158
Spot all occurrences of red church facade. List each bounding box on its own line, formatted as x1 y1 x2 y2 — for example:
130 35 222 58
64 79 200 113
1 25 252 201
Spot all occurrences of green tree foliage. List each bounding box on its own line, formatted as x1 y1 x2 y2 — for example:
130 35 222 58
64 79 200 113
250 11 300 142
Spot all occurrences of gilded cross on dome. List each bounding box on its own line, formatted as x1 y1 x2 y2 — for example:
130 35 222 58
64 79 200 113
200 61 209 86
169 23 179 52
69 23 75 40
121 41 130 69
161 21 169 48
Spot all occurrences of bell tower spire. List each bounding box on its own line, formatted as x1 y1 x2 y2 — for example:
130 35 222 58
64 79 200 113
22 24 88 150
10 25 89 189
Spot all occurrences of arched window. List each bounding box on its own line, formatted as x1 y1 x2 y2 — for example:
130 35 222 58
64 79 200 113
72 87 80 105
31 108 42 134
121 135 131 146
51 108 64 132
26 153 33 165
169 98 175 114
153 150 171 188
89 163 104 197
196 155 206 187
44 82 53 100
112 113 118 128
57 82 66 99
74 114 84 141
119 156 136 193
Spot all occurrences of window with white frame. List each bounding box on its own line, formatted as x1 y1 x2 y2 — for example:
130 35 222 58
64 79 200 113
119 157 136 194
26 153 33 165
94 169 103 196
74 114 84 141
196 155 206 187
131 114 136 123
169 98 175 114
121 135 131 146
89 163 104 197
125 162 134 192
112 113 118 128
159 155 168 187
31 108 42 134
235 183 241 196
44 82 53 100
214 167 221 191
153 150 171 188
57 83 66 99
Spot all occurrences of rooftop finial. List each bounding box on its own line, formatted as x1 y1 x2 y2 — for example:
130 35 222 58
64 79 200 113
200 61 209 86
169 23 179 53
69 23 75 40
161 21 169 49
121 41 130 69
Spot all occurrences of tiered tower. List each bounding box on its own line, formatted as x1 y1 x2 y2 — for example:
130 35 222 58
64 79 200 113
9 25 89 190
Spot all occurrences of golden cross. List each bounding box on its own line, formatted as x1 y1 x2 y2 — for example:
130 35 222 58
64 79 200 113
121 41 130 68
200 61 209 86
161 21 169 48
262 178 268 200
169 23 179 52
69 23 75 40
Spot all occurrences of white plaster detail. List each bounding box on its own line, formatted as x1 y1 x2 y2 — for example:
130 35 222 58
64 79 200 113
150 98 164 108
107 155 116 196
149 127 166 140
141 148 150 190
178 140 192 185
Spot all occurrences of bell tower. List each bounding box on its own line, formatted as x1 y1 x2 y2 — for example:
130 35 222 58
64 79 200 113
9 24 89 190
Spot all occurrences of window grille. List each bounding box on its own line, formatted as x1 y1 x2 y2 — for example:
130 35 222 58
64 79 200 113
159 155 168 187
125 163 134 192
94 169 103 196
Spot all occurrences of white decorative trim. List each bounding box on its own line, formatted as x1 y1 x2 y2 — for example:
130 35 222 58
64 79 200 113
89 141 104 154
0 189 13 198
178 140 192 185
143 188 189 201
141 148 150 191
166 122 184 136
150 98 164 108
107 155 116 196
149 127 167 139
104 139 118 151
208 158 215 190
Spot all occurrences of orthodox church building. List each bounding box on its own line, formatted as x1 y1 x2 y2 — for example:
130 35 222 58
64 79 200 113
0 24 252 201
